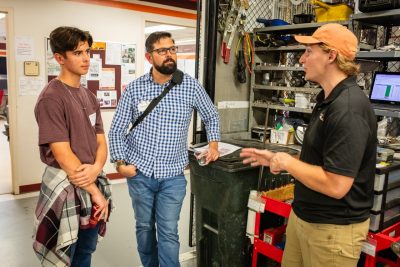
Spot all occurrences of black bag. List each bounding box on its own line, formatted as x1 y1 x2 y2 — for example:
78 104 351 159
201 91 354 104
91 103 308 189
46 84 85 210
358 0 400 12
129 70 184 132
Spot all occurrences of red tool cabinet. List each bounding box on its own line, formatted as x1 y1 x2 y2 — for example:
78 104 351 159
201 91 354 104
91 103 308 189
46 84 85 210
251 196 291 266
251 196 400 267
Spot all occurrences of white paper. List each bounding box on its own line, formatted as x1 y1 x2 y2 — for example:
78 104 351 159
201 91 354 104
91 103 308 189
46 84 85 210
105 42 122 65
87 58 102 81
15 36 34 61
193 142 242 157
121 63 136 87
19 76 44 96
99 68 115 90
97 90 117 108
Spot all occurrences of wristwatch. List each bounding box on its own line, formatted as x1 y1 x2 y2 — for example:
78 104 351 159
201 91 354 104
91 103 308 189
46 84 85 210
113 160 126 170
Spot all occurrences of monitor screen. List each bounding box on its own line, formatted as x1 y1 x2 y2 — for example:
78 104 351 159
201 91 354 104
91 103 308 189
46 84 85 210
370 72 400 103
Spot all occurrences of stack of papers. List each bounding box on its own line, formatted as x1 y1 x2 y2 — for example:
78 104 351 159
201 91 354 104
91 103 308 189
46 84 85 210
191 142 242 157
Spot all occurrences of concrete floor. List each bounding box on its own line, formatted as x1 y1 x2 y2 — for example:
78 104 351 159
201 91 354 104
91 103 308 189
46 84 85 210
0 182 196 267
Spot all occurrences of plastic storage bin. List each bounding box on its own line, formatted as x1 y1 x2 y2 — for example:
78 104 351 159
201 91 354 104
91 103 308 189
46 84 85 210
370 161 400 232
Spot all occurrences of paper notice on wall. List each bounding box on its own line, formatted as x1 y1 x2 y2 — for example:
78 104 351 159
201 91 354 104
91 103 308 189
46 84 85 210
105 42 122 65
87 57 102 81
99 68 115 90
121 63 135 87
15 36 35 61
19 76 44 95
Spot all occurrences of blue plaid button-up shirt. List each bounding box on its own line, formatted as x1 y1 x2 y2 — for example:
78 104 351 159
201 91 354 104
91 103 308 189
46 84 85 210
108 71 220 179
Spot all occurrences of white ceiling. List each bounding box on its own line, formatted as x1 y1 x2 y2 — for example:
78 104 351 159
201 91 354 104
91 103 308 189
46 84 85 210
0 12 196 45
145 21 196 45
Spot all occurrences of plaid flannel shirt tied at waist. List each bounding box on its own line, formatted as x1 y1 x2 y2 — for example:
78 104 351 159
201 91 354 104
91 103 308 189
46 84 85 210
32 166 113 267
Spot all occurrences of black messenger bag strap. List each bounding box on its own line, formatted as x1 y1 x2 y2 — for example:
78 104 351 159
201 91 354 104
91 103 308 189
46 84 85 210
129 70 184 133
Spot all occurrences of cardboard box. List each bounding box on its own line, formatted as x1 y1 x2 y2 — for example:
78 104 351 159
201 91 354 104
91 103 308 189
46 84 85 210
270 129 294 145
263 225 286 245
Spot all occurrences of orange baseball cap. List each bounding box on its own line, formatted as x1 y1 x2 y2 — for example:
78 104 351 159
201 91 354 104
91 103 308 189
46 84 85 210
294 23 358 60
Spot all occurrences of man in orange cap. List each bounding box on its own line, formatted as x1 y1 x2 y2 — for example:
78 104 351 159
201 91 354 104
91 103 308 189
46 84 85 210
241 23 376 266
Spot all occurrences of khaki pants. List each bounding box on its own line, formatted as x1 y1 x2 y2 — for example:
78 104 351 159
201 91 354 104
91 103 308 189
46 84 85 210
282 210 369 267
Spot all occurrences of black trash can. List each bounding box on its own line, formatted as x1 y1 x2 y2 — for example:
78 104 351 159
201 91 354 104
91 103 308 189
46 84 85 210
189 140 298 267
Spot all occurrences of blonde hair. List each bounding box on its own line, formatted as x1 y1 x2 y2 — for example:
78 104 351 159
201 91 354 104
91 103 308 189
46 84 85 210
319 43 360 76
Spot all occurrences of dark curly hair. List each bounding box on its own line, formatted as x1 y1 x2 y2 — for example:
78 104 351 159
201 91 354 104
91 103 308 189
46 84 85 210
49 26 93 57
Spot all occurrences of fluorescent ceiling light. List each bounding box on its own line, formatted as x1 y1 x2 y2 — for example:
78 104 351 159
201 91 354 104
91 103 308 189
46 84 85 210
176 39 196 45
145 25 186 34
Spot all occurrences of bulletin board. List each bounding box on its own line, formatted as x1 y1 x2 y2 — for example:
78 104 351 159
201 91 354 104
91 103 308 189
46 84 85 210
46 39 136 109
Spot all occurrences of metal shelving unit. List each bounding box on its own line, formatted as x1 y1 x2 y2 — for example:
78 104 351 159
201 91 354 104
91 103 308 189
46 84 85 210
252 102 313 114
249 22 327 137
253 65 304 71
351 9 400 26
356 51 400 60
253 21 348 34
253 84 321 94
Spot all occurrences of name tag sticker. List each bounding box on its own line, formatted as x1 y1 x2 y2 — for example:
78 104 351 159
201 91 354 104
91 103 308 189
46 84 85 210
89 113 96 126
138 100 151 112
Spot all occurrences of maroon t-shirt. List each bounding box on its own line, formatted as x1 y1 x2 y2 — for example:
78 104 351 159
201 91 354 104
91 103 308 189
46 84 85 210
35 78 104 168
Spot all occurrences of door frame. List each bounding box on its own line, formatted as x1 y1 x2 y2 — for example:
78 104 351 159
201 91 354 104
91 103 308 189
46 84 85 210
1 7 16 194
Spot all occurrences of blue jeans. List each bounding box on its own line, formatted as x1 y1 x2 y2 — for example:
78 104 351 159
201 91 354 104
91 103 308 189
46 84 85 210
70 224 99 267
127 171 187 267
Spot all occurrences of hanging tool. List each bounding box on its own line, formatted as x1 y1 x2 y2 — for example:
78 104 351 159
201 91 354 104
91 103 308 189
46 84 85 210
243 32 254 74
235 37 246 83
221 0 248 64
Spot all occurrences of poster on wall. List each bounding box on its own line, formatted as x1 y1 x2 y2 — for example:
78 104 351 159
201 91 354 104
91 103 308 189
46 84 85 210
97 90 117 108
122 44 136 64
121 44 136 91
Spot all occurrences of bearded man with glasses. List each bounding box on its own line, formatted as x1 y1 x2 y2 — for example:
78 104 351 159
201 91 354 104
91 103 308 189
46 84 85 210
109 31 220 267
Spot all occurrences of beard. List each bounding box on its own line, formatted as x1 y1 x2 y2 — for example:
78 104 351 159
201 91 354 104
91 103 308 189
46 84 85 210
154 58 177 75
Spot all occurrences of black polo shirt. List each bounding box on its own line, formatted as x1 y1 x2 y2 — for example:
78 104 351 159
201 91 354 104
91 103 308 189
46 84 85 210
292 76 377 225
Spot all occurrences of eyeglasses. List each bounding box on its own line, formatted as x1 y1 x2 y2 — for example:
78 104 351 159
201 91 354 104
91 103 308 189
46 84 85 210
150 46 178 55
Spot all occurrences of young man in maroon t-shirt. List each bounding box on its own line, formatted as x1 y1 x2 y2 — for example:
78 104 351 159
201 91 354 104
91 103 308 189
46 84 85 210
33 27 110 266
